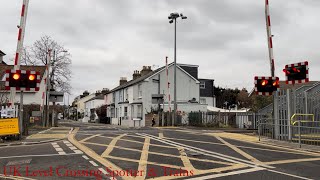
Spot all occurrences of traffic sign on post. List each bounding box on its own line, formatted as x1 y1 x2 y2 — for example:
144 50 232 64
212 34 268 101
283 61 309 85
5 69 40 91
254 76 279 96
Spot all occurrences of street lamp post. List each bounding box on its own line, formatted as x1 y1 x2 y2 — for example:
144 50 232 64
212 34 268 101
168 13 187 126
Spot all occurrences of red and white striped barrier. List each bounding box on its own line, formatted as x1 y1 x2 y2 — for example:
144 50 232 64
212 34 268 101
254 76 279 96
5 69 40 91
285 61 309 84
166 57 171 112
265 0 275 76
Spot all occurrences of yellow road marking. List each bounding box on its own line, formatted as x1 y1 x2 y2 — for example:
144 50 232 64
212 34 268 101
208 133 320 156
27 134 67 139
82 141 233 166
178 147 195 171
237 145 317 156
101 134 127 157
105 155 184 170
137 137 150 180
68 128 132 180
214 135 262 164
207 132 259 142
98 135 178 149
164 137 224 146
48 130 70 133
264 157 320 165
79 134 101 143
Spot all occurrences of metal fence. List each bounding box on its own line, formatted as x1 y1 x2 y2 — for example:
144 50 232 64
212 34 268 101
258 118 320 146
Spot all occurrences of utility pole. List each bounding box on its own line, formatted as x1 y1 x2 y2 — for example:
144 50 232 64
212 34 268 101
46 50 51 127
168 12 187 126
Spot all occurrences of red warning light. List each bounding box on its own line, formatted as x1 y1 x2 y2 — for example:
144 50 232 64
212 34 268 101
13 73 20 80
29 74 36 81
261 80 268 86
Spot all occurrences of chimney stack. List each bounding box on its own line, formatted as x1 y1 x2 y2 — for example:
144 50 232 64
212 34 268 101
132 70 141 80
120 77 127 85
140 66 152 76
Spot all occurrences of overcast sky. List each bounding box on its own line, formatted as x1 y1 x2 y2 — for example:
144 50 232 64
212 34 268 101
1 0 320 104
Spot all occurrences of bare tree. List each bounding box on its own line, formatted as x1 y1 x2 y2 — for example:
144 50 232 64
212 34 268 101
21 35 72 93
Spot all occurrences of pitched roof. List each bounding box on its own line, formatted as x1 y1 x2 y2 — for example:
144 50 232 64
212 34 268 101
109 63 200 93
84 94 104 103
0 64 46 90
109 66 166 93
0 50 5 56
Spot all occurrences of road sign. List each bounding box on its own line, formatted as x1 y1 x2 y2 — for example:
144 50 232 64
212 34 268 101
0 118 19 136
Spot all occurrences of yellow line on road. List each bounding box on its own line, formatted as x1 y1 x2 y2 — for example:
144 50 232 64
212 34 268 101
105 155 184 170
101 134 127 157
264 157 320 165
178 147 195 171
27 134 67 139
82 141 233 166
164 137 225 146
67 128 132 180
79 134 101 143
98 135 178 149
207 132 320 156
137 137 150 180
214 135 263 164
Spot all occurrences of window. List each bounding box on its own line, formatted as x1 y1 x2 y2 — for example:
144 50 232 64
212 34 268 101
137 105 142 118
131 105 135 117
119 90 123 102
124 107 128 117
125 88 128 101
119 107 122 117
200 98 206 104
112 93 115 103
111 108 115 118
138 84 142 98
200 82 206 89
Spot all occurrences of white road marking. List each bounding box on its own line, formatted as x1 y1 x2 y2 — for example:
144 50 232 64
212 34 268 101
65 143 73 147
58 152 66 155
69 146 77 150
89 161 98 167
51 142 57 145
74 150 83 154
55 148 63 152
82 155 89 160
0 153 81 159
63 140 69 143
52 145 60 148
98 168 108 175
188 167 265 180
137 133 274 169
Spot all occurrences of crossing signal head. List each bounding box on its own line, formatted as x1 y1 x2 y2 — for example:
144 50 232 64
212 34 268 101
254 76 279 95
7 71 39 90
284 61 309 84
12 73 20 80
28 74 35 81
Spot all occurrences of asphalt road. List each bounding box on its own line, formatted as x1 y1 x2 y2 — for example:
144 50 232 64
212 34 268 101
0 120 320 180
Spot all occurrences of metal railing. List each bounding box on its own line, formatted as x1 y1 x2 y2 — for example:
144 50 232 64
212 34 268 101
258 118 320 147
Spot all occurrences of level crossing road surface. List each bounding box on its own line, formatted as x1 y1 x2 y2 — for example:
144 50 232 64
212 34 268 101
0 121 320 179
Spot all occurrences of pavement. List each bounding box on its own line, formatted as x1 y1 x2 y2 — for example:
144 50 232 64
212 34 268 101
0 120 319 179
0 126 73 146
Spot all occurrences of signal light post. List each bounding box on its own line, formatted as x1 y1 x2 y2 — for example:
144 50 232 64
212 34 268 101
5 70 40 138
